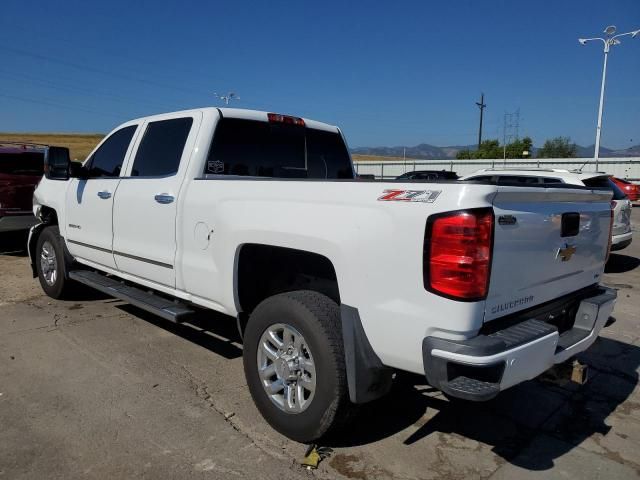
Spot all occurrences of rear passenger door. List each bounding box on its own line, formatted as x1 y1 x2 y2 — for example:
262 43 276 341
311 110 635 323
112 113 200 287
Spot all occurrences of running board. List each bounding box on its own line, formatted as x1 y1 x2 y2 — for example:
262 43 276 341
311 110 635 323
69 270 195 323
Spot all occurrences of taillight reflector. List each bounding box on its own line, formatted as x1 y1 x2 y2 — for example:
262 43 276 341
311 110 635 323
425 208 494 300
267 113 305 126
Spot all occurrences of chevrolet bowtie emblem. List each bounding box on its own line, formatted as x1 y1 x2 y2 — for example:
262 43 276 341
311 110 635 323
557 244 577 262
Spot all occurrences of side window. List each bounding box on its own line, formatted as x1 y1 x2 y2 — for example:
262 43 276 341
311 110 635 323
466 175 493 182
542 177 563 184
87 125 137 178
130 117 193 177
497 176 540 185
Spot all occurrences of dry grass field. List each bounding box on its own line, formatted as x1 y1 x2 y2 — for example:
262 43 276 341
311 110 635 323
0 133 104 161
352 154 406 162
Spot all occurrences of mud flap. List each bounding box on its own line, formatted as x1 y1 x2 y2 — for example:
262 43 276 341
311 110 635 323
341 304 394 404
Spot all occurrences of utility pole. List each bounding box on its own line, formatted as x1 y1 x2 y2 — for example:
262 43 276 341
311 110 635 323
476 93 486 150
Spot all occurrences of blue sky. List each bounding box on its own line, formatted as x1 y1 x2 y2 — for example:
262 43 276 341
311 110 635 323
0 0 638 149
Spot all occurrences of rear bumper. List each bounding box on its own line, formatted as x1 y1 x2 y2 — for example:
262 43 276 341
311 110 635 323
422 286 617 401
0 214 38 233
611 231 632 251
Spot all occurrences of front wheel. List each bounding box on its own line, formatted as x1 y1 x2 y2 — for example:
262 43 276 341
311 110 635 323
243 290 352 443
36 225 77 299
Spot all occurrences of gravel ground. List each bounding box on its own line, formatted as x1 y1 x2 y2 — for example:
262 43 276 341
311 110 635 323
1 211 639 480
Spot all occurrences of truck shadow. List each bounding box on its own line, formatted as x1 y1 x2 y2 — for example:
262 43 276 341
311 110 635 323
605 253 640 274
327 335 639 471
116 303 243 360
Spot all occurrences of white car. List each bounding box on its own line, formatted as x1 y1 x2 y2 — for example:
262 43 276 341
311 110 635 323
461 168 633 251
29 109 616 442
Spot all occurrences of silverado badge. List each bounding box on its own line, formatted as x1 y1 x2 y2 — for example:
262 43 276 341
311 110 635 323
557 243 577 262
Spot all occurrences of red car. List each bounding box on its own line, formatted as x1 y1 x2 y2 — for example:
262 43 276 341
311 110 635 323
610 176 640 202
0 144 44 232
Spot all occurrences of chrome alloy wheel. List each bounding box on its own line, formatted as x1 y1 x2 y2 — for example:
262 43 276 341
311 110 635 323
40 240 58 286
257 323 316 413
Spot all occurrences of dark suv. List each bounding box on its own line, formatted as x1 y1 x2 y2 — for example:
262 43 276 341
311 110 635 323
0 144 44 232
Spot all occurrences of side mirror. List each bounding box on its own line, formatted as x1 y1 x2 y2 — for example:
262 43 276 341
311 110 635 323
44 146 71 180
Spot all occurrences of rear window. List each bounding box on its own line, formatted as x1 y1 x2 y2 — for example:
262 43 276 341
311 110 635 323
206 118 353 179
582 176 626 200
0 152 44 176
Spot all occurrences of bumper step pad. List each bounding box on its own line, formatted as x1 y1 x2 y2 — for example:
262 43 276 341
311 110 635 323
69 270 195 323
446 376 500 398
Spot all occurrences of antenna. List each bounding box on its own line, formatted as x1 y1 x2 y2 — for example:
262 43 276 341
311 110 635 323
214 92 240 106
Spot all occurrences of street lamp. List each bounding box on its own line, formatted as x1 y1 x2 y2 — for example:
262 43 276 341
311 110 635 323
578 25 640 170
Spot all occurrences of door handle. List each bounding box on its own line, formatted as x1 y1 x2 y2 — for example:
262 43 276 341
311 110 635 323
154 193 174 204
97 191 112 199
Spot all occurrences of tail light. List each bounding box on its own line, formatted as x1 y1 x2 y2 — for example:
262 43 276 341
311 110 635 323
606 202 614 262
424 208 494 301
267 113 305 126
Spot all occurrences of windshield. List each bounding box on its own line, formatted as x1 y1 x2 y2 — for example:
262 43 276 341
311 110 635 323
0 152 44 176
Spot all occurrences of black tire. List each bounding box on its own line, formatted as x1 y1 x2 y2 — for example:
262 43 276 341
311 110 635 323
243 290 352 443
35 225 77 299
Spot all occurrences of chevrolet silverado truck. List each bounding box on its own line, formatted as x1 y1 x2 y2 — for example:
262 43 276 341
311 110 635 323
30 108 617 442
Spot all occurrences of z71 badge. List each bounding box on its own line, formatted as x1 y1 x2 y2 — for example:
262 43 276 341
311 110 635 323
377 189 441 203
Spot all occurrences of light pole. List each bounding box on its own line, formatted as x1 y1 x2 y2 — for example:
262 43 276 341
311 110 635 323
579 26 640 170
214 92 240 105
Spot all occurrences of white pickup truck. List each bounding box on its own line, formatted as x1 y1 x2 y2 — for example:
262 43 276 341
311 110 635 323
30 107 617 442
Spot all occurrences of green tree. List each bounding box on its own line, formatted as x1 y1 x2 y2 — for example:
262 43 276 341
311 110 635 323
537 137 577 158
457 138 531 159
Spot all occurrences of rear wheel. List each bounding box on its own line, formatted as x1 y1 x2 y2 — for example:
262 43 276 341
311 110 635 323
36 225 77 299
243 290 352 442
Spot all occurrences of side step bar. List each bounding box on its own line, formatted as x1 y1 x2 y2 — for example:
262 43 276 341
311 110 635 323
69 270 195 323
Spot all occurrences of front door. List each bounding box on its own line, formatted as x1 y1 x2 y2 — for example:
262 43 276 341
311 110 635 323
65 125 138 269
112 114 199 287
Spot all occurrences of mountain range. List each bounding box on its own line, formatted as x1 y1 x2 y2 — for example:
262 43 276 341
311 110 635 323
351 143 640 159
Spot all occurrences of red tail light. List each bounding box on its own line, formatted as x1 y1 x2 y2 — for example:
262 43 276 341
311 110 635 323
425 208 494 300
267 113 305 126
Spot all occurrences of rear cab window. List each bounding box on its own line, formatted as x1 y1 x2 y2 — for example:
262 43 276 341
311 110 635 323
205 118 354 179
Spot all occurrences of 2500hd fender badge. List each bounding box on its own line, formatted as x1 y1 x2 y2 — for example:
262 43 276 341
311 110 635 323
378 189 441 203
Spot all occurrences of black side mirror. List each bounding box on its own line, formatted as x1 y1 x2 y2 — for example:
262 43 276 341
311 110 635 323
44 146 71 180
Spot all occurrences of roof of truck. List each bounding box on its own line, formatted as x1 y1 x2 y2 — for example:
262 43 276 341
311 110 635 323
124 107 339 133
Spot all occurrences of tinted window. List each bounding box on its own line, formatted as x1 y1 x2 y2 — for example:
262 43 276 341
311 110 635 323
497 176 541 185
130 118 192 177
0 152 43 176
206 118 353 179
87 126 136 178
306 128 354 179
466 175 494 182
582 176 626 200
542 177 563 184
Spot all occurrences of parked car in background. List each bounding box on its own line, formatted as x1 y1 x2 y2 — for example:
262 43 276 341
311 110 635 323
395 170 458 180
461 168 633 251
0 143 44 232
610 176 639 202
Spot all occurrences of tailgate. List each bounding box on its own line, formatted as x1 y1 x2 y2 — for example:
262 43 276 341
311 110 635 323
485 186 612 322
